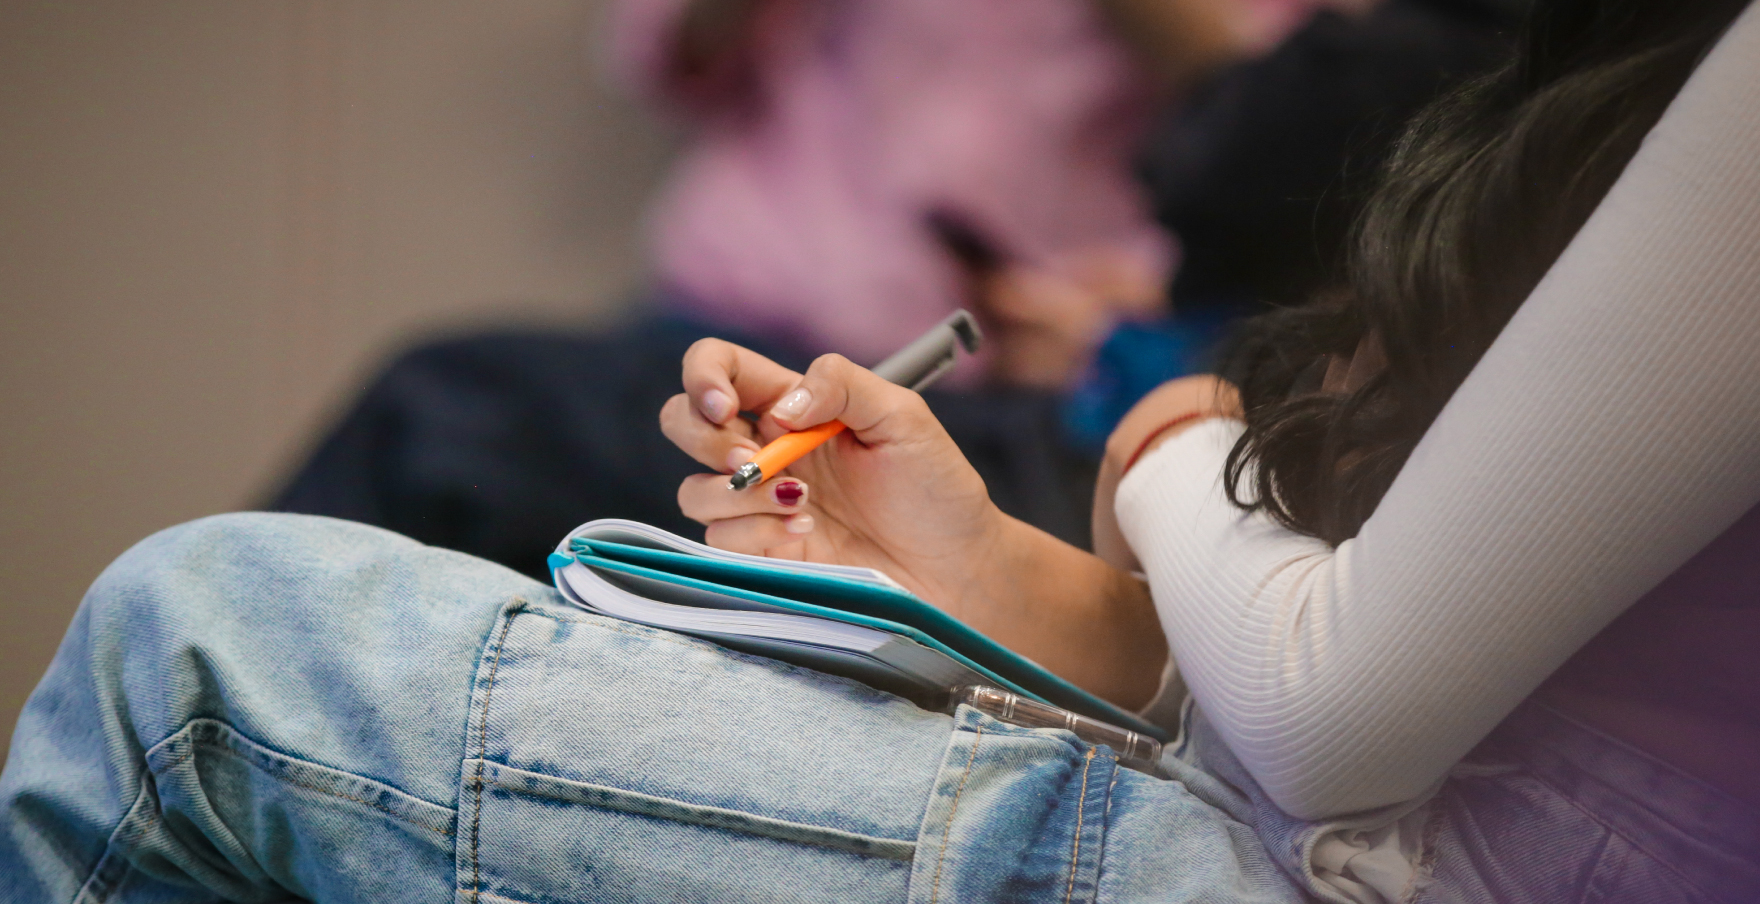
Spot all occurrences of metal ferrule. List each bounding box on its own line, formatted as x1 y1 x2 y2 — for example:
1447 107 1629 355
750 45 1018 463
727 461 764 491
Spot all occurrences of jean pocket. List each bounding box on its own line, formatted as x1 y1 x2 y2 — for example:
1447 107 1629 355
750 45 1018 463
127 719 457 902
907 707 1119 904
455 759 917 904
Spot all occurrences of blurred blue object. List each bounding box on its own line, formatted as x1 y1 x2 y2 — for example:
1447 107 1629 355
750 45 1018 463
1061 305 1248 452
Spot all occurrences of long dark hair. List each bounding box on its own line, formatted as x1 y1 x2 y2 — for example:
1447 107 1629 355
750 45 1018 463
1223 0 1752 545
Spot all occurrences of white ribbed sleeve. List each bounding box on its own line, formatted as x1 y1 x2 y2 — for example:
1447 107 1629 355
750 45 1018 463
1116 1 1760 821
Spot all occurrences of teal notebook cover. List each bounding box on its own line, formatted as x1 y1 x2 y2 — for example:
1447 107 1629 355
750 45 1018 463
567 537 1164 739
576 553 1029 694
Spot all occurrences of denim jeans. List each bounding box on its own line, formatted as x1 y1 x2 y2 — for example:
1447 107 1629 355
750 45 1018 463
1176 686 1760 903
0 513 1304 903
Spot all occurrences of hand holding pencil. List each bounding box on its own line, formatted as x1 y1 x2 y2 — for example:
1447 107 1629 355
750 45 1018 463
660 313 1167 705
659 311 994 593
726 310 982 490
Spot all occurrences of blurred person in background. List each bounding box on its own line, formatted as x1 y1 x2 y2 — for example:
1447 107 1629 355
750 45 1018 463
273 0 1512 578
1094 0 1522 427
270 0 1321 570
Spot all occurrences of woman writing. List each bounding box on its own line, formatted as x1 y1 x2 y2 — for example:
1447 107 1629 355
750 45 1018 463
3 0 1757 900
654 0 1760 894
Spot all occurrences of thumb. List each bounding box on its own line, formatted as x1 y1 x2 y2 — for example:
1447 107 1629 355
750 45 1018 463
765 353 940 445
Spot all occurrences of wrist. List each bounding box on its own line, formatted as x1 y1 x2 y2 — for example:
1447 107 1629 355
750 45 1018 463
973 517 1167 709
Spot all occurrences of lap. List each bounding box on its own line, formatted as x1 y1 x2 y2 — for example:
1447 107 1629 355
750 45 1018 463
0 513 1302 903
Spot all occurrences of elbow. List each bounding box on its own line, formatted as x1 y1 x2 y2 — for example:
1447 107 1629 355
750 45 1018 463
1207 694 1454 821
1262 770 1448 823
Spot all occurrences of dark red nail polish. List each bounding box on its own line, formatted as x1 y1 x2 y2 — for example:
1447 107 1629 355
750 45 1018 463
773 480 805 507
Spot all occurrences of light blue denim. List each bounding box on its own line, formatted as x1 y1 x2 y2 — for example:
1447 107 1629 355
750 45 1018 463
0 513 1306 903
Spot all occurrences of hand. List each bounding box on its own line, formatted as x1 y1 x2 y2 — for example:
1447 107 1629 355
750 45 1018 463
978 248 1165 390
660 339 1008 615
1092 375 1243 572
660 339 1170 707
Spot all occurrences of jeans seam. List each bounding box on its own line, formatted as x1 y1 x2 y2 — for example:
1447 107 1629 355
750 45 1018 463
1065 747 1097 904
69 774 155 904
471 761 915 860
145 718 454 838
1517 762 1726 901
1571 830 1614 904
929 722 983 904
469 604 520 902
1092 767 1121 900
186 739 454 838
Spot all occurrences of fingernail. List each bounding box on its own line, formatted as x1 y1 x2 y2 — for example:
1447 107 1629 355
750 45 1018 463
772 479 806 508
784 512 815 534
701 388 734 423
772 387 812 423
726 446 755 472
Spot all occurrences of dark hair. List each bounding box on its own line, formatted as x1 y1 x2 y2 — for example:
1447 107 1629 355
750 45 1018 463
1223 0 1751 545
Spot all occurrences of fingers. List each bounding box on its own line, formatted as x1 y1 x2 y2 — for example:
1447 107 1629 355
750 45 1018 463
685 469 815 557
765 353 939 444
677 474 809 525
704 512 816 556
680 338 802 425
660 392 763 471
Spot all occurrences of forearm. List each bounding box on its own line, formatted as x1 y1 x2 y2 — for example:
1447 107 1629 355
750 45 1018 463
1117 0 1760 818
950 515 1166 711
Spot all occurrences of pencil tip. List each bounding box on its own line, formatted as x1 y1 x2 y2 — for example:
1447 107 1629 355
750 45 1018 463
728 461 762 491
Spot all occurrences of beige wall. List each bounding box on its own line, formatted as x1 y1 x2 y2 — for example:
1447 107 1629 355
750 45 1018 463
0 1 673 754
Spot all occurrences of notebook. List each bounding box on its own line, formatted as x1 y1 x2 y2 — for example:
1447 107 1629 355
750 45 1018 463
548 519 1166 740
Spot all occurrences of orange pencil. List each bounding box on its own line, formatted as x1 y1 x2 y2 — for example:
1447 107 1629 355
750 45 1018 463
727 310 981 491
726 421 848 490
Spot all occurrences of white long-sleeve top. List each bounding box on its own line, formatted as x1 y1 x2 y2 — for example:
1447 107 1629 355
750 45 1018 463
1117 0 1760 822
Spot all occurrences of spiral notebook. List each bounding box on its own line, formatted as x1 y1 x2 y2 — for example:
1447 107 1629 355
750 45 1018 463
548 519 1165 740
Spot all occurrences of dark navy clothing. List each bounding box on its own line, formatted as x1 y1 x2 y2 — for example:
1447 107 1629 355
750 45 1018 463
1145 0 1522 309
271 318 1101 581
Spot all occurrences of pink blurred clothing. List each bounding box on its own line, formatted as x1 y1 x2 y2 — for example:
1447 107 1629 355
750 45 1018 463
611 0 1320 366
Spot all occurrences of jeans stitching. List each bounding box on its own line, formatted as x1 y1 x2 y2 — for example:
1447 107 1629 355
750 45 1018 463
70 775 155 904
141 719 457 841
187 739 454 837
930 723 983 904
157 745 196 773
472 764 915 860
469 605 520 902
1514 762 1724 900
1571 830 1614 904
1064 748 1097 904
1095 769 1120 902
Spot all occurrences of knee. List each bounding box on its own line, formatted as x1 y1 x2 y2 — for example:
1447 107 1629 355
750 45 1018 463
84 512 417 641
85 511 539 655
